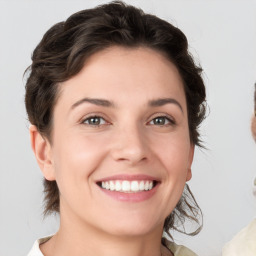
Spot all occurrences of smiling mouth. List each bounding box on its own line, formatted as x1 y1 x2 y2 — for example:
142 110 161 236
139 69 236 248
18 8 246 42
97 180 158 193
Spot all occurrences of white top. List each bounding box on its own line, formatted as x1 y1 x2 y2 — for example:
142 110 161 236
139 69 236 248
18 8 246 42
27 236 50 256
222 219 256 256
27 236 197 256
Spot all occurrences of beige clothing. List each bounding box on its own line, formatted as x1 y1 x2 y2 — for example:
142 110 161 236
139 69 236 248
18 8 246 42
163 237 198 256
27 236 197 256
222 219 256 256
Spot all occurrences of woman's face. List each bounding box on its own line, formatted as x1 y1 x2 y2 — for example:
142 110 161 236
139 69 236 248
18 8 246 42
41 46 194 237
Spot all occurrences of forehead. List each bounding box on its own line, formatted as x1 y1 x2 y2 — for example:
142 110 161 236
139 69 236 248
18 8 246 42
56 46 186 109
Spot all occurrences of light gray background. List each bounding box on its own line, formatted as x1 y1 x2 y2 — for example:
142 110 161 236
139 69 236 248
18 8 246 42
0 0 256 255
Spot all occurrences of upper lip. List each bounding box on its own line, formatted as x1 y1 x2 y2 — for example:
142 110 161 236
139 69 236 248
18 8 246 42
95 174 160 182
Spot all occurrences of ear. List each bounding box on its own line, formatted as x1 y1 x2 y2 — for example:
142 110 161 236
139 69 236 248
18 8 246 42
186 144 195 182
29 125 55 181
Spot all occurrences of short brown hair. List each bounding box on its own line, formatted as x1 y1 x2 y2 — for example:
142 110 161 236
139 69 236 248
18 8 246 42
25 1 206 237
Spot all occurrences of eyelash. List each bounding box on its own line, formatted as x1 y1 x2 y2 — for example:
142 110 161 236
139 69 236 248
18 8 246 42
148 115 175 126
81 114 175 127
81 115 109 127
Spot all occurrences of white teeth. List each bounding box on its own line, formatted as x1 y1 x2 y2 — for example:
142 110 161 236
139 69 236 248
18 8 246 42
122 181 130 192
145 181 149 190
131 181 139 192
115 181 121 191
109 181 115 191
139 181 144 191
100 180 155 193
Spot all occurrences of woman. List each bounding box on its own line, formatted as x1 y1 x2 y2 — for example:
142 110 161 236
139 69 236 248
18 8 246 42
25 2 206 256
222 85 256 256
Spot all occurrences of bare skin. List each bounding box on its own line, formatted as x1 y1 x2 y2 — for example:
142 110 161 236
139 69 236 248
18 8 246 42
31 46 193 256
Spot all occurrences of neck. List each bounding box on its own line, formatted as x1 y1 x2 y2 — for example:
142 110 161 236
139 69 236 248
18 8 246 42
40 207 167 256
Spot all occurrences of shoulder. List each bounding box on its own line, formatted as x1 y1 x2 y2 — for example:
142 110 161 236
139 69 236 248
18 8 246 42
27 236 52 256
162 237 198 256
222 219 256 256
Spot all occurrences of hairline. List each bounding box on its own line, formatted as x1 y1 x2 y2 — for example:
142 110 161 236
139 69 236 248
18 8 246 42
45 45 189 143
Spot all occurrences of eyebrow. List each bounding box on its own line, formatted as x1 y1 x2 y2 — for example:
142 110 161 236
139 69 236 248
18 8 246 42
149 98 183 112
71 97 183 112
71 98 115 109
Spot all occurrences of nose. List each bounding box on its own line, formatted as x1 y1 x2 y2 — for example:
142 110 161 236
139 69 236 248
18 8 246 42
110 124 149 165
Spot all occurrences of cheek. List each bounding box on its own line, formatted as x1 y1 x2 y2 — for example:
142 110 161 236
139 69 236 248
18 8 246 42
152 134 191 175
151 137 192 217
52 132 110 186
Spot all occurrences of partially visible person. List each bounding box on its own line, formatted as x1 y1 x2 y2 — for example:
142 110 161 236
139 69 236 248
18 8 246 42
222 85 256 256
252 85 256 140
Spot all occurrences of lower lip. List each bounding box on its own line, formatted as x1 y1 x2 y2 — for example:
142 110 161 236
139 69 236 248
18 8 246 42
99 184 159 202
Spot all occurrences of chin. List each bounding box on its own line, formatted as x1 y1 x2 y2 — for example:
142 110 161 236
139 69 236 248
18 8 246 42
100 215 162 238
108 225 157 238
